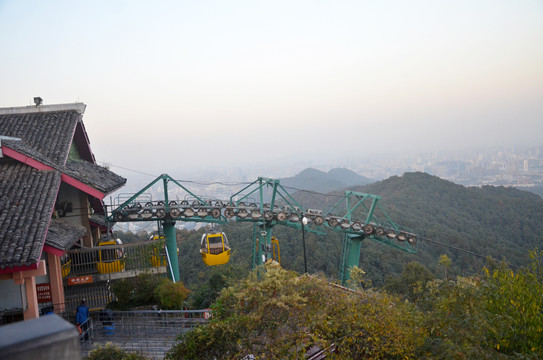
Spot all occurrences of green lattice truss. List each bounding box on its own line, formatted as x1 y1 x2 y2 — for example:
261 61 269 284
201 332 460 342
106 175 417 285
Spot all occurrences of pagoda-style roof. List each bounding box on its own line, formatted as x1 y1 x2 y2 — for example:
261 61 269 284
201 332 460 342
0 103 126 271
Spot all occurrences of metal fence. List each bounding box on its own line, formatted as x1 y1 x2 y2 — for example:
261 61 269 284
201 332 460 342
0 308 24 325
64 281 114 314
65 240 167 277
77 309 209 359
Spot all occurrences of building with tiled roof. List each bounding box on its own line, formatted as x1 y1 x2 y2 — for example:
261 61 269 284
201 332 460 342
0 100 126 321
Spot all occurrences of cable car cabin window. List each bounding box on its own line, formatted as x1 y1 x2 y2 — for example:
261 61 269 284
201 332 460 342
208 235 224 255
201 233 230 255
102 248 117 261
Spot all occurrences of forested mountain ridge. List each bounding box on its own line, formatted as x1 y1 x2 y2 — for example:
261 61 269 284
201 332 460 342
292 172 543 284
362 172 542 261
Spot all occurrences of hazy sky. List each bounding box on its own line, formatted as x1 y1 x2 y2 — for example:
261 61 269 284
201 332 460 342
1 0 542 179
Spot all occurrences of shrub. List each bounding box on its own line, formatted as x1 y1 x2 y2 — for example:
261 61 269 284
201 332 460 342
111 273 163 309
154 279 190 309
420 251 543 359
167 267 427 359
86 342 149 360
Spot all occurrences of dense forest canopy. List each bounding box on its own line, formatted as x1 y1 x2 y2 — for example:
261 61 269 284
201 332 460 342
291 172 543 284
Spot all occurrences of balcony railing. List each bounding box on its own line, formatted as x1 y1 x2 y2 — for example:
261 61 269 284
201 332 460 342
64 240 168 280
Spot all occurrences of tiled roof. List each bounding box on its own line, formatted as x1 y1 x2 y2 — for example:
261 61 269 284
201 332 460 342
45 219 87 252
0 110 79 165
3 140 126 195
0 104 126 270
0 109 126 195
65 160 126 194
0 160 61 269
89 214 111 228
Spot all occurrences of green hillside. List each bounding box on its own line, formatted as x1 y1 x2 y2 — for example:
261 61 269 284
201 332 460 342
292 172 543 285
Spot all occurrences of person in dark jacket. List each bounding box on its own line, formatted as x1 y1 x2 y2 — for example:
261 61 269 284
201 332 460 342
76 299 90 340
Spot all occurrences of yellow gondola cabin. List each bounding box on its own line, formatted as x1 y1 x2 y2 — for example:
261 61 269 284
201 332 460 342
96 239 125 274
200 232 231 266
149 234 167 267
61 254 71 277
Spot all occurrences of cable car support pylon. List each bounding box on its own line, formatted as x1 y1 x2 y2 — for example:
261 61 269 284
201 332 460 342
227 177 326 267
106 174 227 282
106 174 418 286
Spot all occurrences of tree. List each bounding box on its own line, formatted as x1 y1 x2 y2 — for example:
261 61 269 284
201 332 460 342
167 267 426 359
420 276 494 359
188 272 227 309
421 251 543 359
481 250 543 356
438 254 451 280
346 265 370 290
154 279 190 309
111 273 190 310
384 261 434 305
111 273 163 309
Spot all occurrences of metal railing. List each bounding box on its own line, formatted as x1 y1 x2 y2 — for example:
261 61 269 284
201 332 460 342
0 308 24 325
78 317 93 342
64 240 168 278
2 306 210 359
78 309 210 359
64 281 114 313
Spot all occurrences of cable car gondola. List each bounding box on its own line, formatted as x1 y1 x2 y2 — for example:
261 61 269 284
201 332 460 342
96 238 125 274
61 254 71 278
200 232 231 266
149 234 167 267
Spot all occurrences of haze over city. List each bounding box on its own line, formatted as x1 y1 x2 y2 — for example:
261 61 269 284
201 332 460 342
1 0 542 181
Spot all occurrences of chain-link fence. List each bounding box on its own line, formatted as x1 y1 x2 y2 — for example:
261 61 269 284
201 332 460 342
77 309 209 359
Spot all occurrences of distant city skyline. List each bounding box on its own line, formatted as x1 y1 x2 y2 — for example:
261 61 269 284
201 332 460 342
108 144 543 197
1 1 542 177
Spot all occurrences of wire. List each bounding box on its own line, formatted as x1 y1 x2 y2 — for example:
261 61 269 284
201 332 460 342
96 161 158 178
98 160 344 197
95 160 253 187
418 235 520 269
96 160 344 198
223 222 254 230
112 221 155 232
419 235 486 259
281 185 345 199
173 179 252 187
